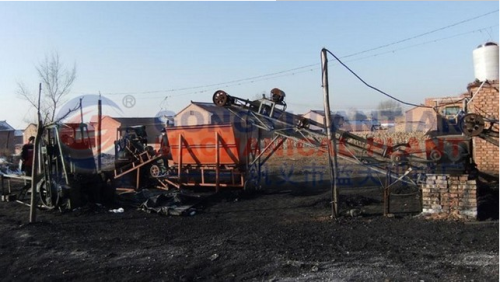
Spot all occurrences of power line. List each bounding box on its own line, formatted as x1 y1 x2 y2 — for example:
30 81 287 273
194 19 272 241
344 24 498 63
88 25 495 102
325 49 432 109
73 10 498 99
97 64 318 96
342 9 499 59
322 24 498 109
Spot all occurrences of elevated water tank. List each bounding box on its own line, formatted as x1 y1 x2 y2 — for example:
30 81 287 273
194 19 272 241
473 42 499 81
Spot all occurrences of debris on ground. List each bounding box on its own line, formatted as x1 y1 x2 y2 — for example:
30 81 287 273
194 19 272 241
138 191 206 216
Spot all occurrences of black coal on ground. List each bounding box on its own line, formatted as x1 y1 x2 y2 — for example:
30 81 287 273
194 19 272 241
0 175 498 282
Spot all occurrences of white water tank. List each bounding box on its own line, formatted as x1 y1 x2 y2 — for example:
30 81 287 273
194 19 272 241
473 42 499 81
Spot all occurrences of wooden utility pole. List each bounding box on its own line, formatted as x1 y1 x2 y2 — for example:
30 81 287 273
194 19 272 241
97 93 102 172
321 48 340 219
30 83 43 223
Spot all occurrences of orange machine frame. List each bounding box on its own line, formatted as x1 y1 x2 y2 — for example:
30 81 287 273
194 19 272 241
162 124 256 191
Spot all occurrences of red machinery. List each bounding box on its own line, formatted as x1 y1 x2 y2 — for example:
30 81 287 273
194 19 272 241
112 123 260 192
112 88 473 192
159 124 256 191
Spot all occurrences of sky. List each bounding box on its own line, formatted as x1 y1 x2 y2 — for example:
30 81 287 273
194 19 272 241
0 1 498 129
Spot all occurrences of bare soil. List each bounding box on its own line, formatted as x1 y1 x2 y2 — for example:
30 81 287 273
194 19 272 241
0 155 498 282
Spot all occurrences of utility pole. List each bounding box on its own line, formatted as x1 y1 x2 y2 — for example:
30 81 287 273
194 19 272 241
30 83 43 223
321 48 340 219
97 93 102 172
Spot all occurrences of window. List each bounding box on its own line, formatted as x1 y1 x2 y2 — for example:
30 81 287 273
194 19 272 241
442 106 460 116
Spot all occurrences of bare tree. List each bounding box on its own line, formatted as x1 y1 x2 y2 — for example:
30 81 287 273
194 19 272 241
376 100 403 121
17 51 77 124
347 107 368 121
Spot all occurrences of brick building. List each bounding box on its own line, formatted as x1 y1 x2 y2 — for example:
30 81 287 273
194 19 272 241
174 102 232 126
466 80 499 177
404 93 470 133
0 121 16 156
23 123 38 144
89 116 165 154
404 81 498 177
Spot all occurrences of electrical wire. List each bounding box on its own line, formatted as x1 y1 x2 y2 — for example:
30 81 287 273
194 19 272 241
344 25 498 64
72 10 498 101
97 64 318 97
325 49 433 109
342 9 499 59
90 23 494 100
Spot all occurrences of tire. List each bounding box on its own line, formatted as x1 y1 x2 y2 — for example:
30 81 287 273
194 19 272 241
37 179 59 209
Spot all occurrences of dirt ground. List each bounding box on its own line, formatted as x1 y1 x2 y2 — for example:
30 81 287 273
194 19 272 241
0 155 498 282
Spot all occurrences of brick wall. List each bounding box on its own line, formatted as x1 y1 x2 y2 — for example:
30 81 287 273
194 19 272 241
467 80 499 177
421 174 477 219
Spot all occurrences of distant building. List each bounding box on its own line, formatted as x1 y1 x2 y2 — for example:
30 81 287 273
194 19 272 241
404 106 437 133
404 93 469 133
345 119 379 132
23 123 38 144
300 110 382 132
13 129 24 156
0 121 16 155
89 116 165 153
301 110 346 132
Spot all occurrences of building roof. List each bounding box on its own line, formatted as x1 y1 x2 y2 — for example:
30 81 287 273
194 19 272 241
304 110 329 116
175 101 232 117
111 117 159 129
191 101 221 112
90 116 161 128
302 110 347 118
0 121 14 131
